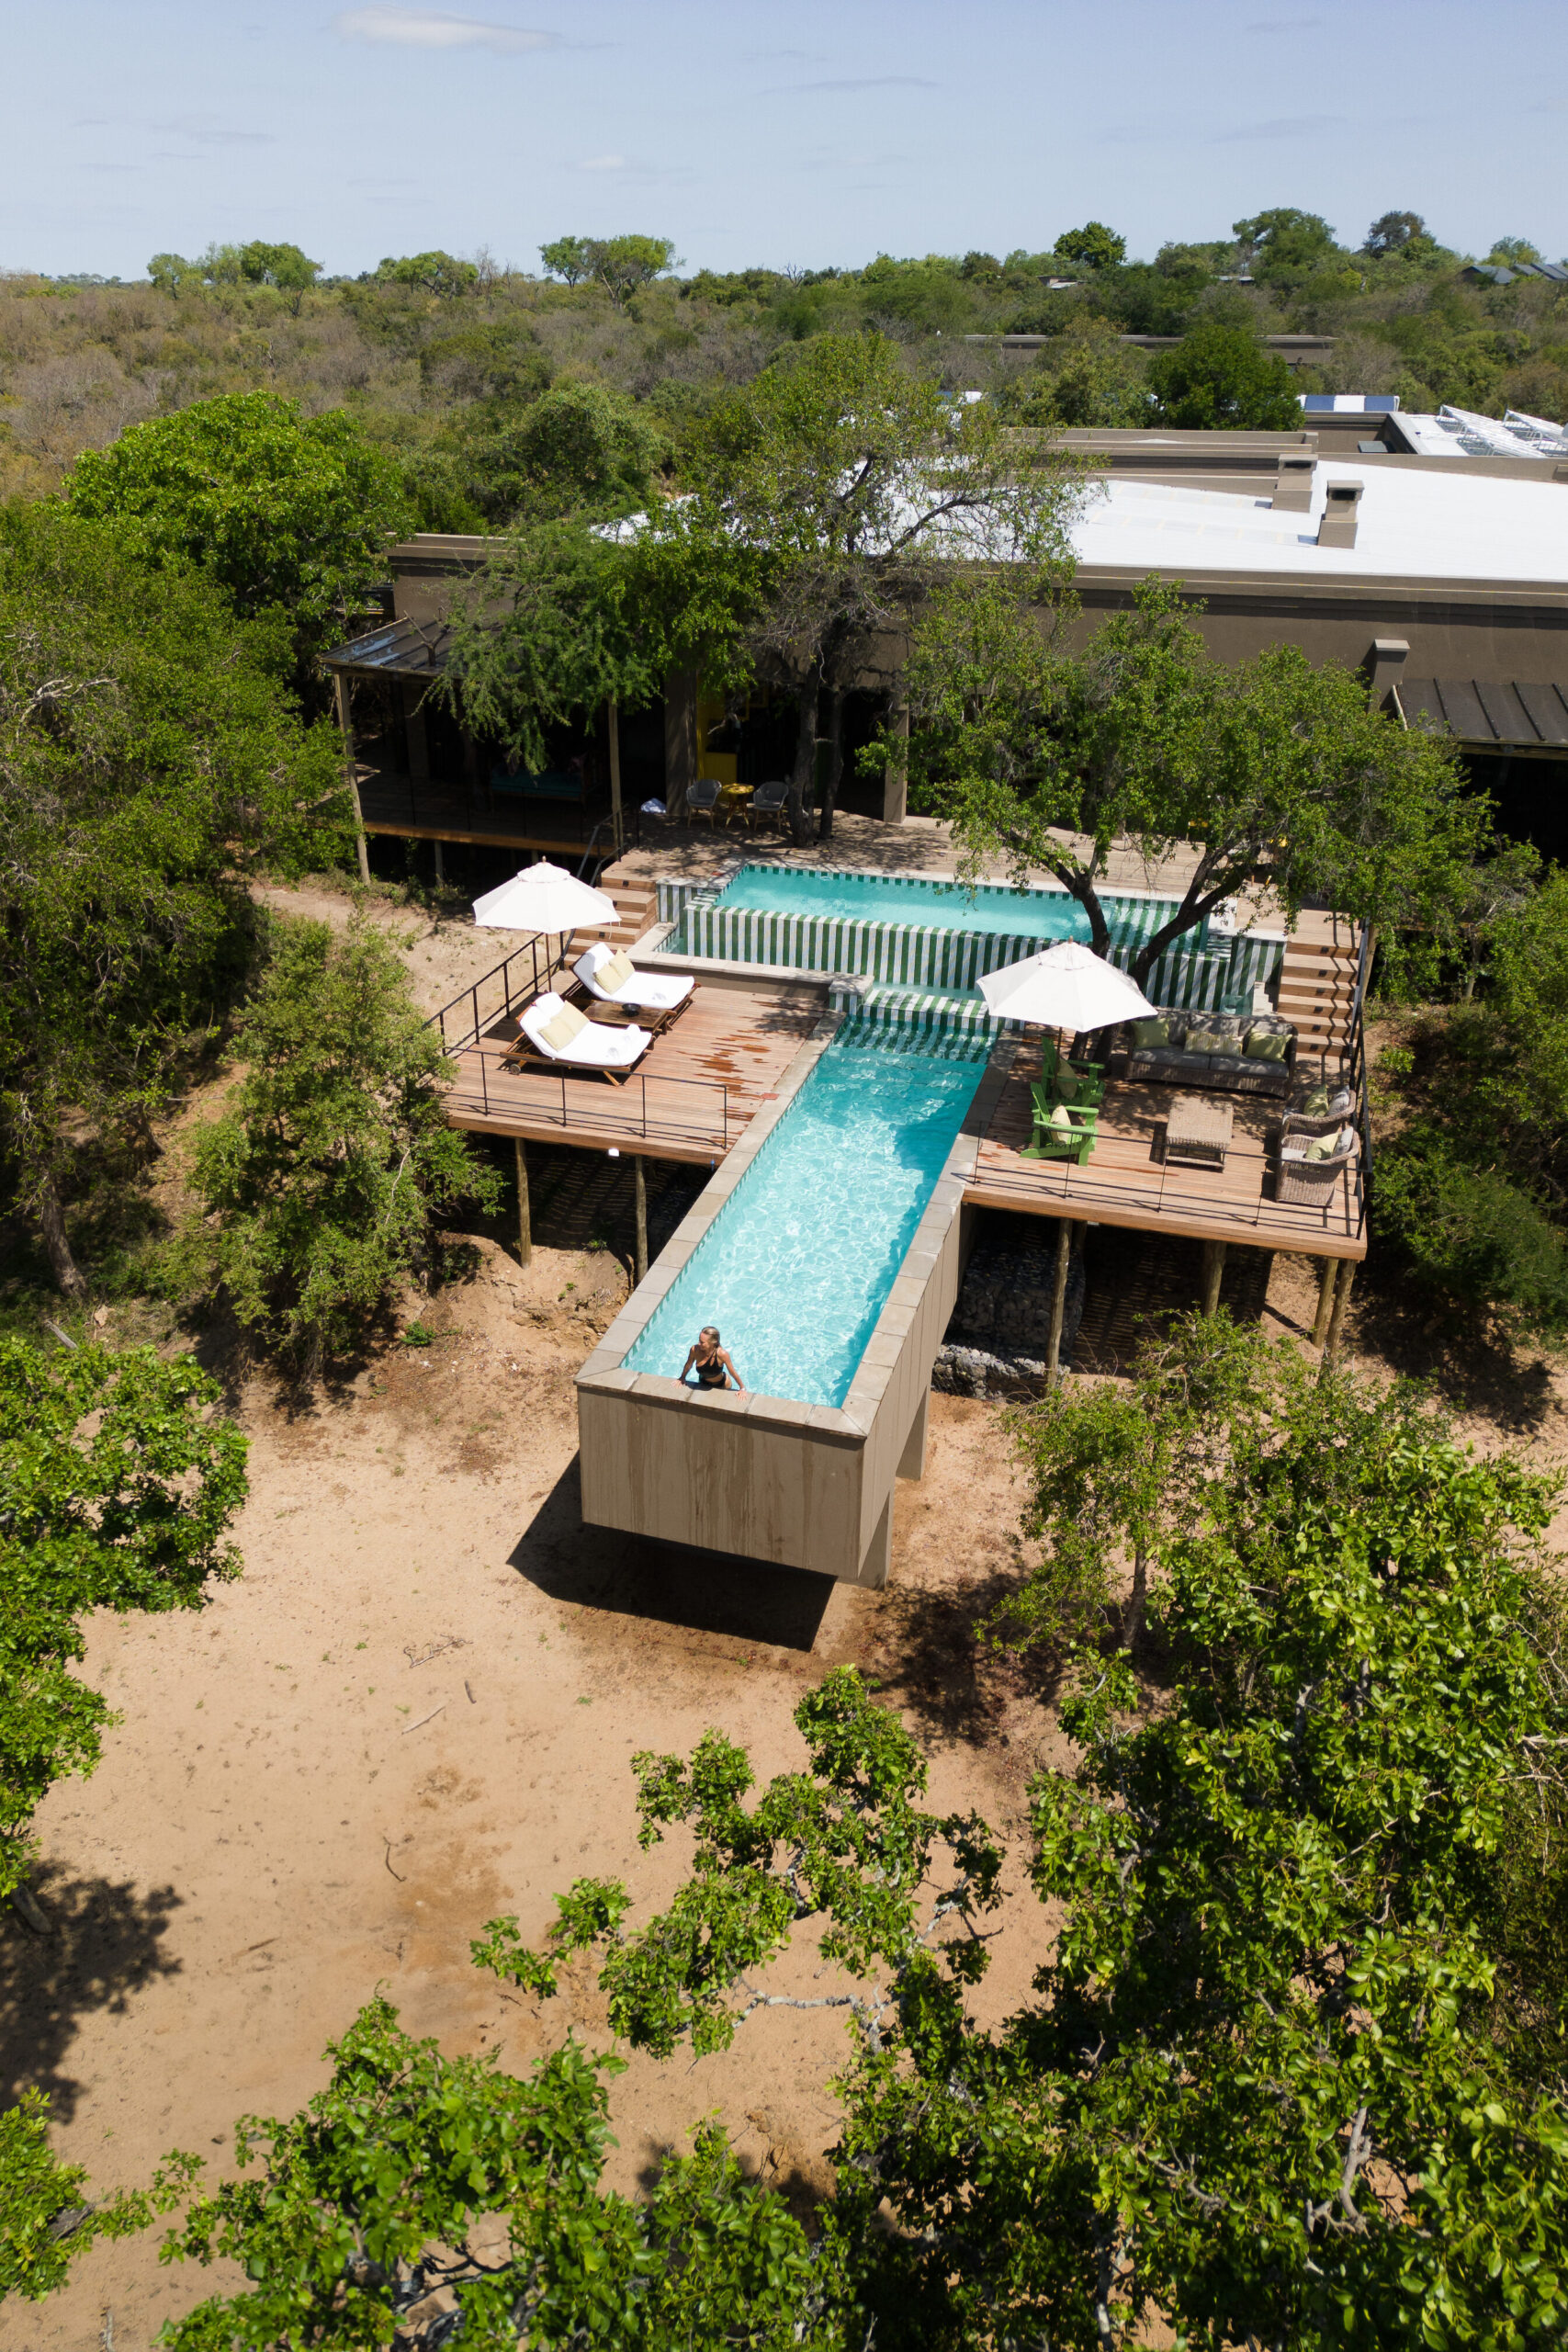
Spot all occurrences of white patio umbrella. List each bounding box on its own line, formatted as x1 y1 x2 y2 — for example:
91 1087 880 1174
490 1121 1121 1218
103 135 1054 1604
977 939 1155 1033
471 860 617 933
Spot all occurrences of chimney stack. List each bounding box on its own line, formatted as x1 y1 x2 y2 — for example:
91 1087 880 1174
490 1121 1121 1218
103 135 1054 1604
1272 451 1315 511
1316 479 1363 548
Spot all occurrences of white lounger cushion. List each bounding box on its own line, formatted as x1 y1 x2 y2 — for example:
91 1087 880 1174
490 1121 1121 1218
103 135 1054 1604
574 942 694 1012
519 991 650 1067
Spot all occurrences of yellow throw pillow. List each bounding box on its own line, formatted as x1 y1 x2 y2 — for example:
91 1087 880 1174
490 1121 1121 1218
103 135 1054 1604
598 949 636 990
1050 1102 1074 1130
537 1002 588 1052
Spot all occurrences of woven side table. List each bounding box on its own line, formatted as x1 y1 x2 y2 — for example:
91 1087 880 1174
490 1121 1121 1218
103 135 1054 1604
1164 1092 1234 1170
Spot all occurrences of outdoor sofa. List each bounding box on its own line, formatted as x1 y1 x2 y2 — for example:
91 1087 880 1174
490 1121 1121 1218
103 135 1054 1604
1102 1010 1298 1101
572 943 694 1028
505 991 653 1084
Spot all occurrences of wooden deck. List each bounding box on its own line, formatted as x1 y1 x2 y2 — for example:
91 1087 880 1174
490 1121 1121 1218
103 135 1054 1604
966 1042 1366 1261
443 983 822 1161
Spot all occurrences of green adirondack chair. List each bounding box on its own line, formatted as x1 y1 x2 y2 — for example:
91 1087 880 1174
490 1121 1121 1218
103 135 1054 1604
1022 1088 1099 1165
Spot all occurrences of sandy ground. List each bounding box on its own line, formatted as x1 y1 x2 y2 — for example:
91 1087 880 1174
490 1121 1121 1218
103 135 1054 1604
251 880 526 1019
2 1230 1055 2352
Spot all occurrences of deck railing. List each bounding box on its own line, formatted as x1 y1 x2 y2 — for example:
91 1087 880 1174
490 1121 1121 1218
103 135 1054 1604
427 940 559 1056
444 1046 731 1153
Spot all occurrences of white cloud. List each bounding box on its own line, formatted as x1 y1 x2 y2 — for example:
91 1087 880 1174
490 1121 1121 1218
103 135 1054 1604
578 153 626 171
334 6 557 53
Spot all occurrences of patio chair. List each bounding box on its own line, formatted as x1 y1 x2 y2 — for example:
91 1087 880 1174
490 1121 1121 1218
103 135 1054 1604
745 778 791 831
1277 1111 1359 1206
572 942 694 1029
503 991 653 1086
687 777 723 826
1049 1066 1106 1111
1021 1097 1098 1166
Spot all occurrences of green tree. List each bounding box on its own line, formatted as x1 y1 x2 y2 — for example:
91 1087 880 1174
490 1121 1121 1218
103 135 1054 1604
155 1998 837 2349
478 1359 1568 2349
1009 318 1150 428
1373 863 1568 1335
502 380 666 522
236 240 321 313
1052 220 1126 273
901 573 1483 983
539 234 679 306
0 1334 246 1901
178 911 501 1369
64 391 410 654
997 1307 1272 1653
0 503 344 1298
373 249 479 296
1362 209 1427 258
145 251 205 298
682 332 1078 840
1489 235 1544 266
538 234 593 286
1146 316 1303 428
1233 204 1339 282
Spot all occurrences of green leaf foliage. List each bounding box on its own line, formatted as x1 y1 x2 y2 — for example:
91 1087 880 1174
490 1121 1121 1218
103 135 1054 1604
63 391 411 650
479 1351 1568 2349
0 501 345 1284
158 1997 838 2350
900 572 1485 979
177 911 501 1367
1147 317 1304 427
0 1334 246 1898
0 2089 196 2305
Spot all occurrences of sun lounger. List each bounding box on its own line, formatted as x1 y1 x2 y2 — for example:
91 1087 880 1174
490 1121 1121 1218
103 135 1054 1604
573 943 694 1028
504 991 652 1084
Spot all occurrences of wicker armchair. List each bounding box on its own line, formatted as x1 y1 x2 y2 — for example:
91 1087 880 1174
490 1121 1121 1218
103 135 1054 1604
1277 1112 1359 1206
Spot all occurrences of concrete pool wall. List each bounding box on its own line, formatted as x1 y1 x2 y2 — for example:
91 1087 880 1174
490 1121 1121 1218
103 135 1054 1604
575 1018 1017 1588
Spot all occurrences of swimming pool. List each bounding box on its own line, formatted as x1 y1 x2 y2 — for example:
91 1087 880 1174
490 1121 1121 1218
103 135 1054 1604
622 1022 987 1408
709 864 1091 941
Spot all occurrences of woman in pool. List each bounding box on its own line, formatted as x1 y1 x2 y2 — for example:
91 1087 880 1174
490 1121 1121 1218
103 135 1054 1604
682 1326 744 1392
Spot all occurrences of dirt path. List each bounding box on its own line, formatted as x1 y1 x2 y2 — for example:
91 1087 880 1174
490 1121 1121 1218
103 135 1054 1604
2 1240 1043 2352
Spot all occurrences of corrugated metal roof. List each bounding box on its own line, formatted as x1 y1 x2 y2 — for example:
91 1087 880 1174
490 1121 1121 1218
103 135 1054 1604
1398 677 1568 750
320 617 457 677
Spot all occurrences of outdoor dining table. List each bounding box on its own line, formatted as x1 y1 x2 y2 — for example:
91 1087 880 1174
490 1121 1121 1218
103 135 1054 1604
1163 1091 1235 1170
716 782 754 828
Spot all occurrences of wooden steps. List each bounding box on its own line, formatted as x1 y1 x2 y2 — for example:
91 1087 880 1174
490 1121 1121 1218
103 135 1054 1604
1276 933 1359 1065
606 882 659 951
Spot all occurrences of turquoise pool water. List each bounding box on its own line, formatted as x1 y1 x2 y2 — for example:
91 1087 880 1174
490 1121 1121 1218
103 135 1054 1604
622 1023 986 1408
712 864 1092 941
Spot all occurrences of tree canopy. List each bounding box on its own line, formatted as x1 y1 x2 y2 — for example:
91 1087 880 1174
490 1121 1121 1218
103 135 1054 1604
900 573 1485 982
1052 220 1127 273
1146 317 1303 428
0 501 344 1296
176 911 501 1369
374 249 479 296
64 390 410 653
538 234 679 306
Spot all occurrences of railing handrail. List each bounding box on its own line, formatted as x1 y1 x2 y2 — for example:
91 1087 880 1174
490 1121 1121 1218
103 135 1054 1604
451 1042 730 1150
426 937 553 1056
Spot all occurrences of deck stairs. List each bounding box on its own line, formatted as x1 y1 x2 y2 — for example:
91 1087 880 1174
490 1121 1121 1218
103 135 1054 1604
1275 930 1361 1069
603 881 660 951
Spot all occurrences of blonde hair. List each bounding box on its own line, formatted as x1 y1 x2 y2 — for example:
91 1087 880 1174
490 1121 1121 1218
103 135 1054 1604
700 1326 720 1343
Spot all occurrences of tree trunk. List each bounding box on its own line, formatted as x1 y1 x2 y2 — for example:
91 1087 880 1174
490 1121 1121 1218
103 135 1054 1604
38 1170 88 1305
1123 1547 1148 1651
787 681 818 848
663 668 699 827
816 688 844 842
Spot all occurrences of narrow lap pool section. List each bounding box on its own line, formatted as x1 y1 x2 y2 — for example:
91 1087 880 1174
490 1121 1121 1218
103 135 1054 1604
623 1022 987 1408
698 863 1092 942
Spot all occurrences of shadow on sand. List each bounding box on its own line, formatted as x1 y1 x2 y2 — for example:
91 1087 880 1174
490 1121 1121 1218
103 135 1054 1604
0 1865 183 2119
506 1454 834 1653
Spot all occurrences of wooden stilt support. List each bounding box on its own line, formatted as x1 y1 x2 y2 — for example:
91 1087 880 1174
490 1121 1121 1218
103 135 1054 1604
1322 1261 1356 1372
1200 1238 1227 1317
513 1137 531 1268
633 1153 648 1285
433 838 446 888
1045 1217 1072 1388
1311 1257 1337 1347
333 673 370 885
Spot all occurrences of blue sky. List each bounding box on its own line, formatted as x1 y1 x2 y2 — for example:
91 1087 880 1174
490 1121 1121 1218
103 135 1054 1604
6 0 1565 279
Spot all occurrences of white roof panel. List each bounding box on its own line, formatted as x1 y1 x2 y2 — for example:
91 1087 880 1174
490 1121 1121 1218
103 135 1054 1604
1069 463 1568 585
